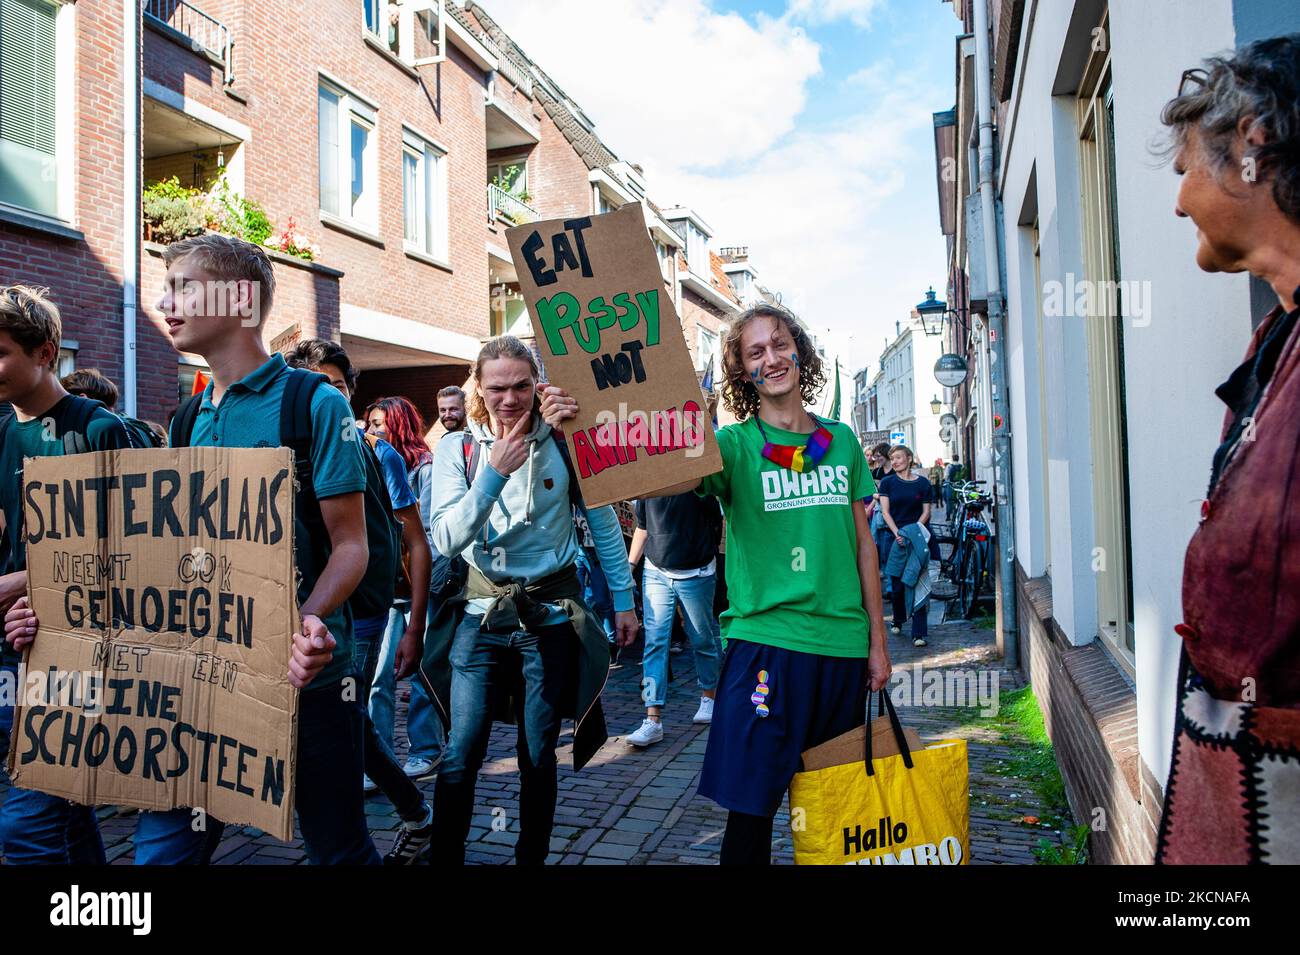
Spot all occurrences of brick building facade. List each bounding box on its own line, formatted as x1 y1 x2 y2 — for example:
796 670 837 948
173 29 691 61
1 0 765 436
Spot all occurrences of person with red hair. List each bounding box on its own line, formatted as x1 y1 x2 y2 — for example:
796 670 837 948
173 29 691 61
365 396 448 793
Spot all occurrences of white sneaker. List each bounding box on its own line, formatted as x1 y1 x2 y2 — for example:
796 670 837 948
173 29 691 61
627 718 665 747
362 775 378 794
692 696 715 724
402 756 441 780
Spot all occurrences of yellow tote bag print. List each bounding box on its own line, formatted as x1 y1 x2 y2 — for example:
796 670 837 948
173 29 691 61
789 694 970 865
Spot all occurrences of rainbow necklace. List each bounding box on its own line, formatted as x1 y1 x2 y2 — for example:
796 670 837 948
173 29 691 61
755 414 834 473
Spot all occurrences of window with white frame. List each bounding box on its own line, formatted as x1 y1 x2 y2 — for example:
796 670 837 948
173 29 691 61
1078 7 1135 668
654 239 674 282
731 270 751 301
488 158 527 198
686 223 709 279
362 0 399 54
696 325 719 375
0 0 72 221
318 79 378 231
403 129 448 261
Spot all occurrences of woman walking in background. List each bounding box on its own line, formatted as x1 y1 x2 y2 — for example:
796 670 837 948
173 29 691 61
878 445 931 647
367 396 446 782
868 442 895 600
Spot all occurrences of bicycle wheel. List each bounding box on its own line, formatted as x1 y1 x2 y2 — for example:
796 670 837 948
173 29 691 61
944 533 965 584
958 540 983 620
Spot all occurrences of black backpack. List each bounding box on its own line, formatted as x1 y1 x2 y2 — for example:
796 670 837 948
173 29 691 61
0 394 150 454
171 368 402 618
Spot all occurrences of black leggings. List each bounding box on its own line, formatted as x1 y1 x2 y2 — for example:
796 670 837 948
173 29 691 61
720 810 774 865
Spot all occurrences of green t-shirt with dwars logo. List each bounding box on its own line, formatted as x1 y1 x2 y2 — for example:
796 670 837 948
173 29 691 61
697 415 875 658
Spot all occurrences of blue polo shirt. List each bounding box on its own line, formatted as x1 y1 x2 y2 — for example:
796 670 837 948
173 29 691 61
359 424 418 511
190 354 366 689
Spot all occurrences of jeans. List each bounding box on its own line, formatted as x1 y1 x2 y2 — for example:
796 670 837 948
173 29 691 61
133 685 381 865
640 564 721 709
874 529 895 597
575 546 617 642
429 614 577 865
355 613 427 821
0 663 107 865
890 578 929 640
0 675 105 862
368 600 409 761
373 600 443 764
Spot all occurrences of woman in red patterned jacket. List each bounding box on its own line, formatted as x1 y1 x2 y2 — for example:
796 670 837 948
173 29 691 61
1158 36 1300 864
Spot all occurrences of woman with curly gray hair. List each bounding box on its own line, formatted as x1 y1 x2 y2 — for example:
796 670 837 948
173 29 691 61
1157 35 1300 865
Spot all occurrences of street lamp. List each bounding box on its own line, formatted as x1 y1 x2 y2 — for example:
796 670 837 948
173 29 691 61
930 394 942 415
916 287 947 337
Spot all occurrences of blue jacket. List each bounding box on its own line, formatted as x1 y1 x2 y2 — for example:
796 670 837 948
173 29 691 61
884 523 931 612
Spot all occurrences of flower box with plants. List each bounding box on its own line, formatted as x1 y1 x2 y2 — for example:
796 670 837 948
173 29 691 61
142 177 321 262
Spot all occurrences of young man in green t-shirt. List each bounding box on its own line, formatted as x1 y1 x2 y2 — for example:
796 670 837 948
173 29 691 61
542 303 891 864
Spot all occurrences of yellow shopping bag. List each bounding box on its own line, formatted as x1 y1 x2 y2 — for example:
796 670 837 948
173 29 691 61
789 692 969 865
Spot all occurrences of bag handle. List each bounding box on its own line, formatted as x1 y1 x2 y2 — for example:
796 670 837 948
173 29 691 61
863 689 914 776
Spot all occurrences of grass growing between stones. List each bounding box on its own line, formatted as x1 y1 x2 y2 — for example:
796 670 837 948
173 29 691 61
957 685 1088 864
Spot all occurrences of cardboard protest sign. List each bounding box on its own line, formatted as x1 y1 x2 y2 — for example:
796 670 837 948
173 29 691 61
506 203 722 506
8 448 299 840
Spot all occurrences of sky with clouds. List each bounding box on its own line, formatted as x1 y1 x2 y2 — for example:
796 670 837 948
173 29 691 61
475 0 961 376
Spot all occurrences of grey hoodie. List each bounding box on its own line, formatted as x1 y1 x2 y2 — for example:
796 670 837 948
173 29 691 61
429 414 635 617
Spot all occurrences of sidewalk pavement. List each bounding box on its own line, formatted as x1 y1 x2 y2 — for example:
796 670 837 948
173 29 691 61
1 602 1073 865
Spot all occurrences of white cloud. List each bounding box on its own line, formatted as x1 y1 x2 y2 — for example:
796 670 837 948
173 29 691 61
785 0 885 29
476 0 820 169
652 75 945 366
474 0 950 370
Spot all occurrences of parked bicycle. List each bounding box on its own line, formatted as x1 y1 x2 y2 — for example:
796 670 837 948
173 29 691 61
932 480 995 619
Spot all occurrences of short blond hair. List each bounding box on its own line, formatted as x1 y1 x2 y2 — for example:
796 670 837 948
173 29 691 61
0 285 61 368
163 232 276 319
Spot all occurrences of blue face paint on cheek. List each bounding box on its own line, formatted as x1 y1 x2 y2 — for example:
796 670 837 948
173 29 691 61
751 369 765 385
791 353 800 367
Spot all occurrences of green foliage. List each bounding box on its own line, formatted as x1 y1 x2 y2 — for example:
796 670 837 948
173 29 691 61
142 176 274 247
956 685 1080 862
143 193 204 244
205 178 272 245
1034 823 1091 865
144 176 201 203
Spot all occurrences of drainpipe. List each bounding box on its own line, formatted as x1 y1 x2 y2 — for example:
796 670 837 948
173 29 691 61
121 0 139 418
971 0 1018 668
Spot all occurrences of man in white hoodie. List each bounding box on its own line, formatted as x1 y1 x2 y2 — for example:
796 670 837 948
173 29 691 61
420 336 638 865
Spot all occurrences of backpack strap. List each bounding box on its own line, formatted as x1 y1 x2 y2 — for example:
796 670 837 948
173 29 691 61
170 394 203 448
550 428 588 520
461 431 480 484
60 395 102 455
280 368 327 509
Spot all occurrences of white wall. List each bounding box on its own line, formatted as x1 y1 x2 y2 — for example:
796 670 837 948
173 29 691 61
997 0 1244 788
1109 0 1244 788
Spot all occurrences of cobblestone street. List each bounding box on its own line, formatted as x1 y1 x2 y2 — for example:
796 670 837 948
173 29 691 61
1 600 1072 865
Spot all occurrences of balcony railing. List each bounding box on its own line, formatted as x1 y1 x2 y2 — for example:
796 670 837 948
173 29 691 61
496 54 533 98
487 183 538 225
144 0 234 85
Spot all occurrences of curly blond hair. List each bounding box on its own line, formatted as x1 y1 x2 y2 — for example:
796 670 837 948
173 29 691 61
720 304 825 420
